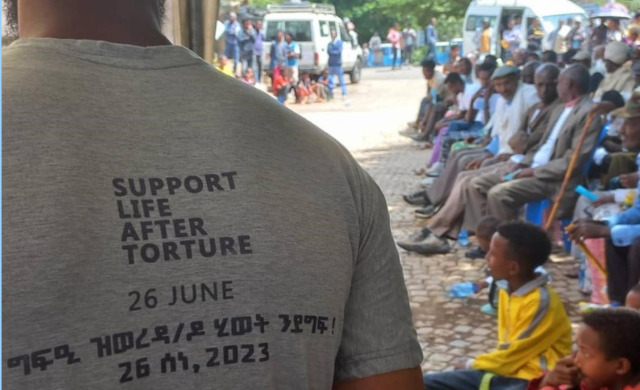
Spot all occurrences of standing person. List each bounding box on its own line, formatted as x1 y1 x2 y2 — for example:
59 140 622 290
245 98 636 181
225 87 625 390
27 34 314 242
224 11 241 74
328 29 348 100
254 19 265 83
608 18 624 42
402 22 417 66
568 17 586 50
387 23 402 70
527 19 544 51
269 29 287 70
502 19 521 60
284 32 301 83
476 19 494 55
426 18 438 63
347 21 358 46
2 1 424 389
238 18 255 76
369 31 382 66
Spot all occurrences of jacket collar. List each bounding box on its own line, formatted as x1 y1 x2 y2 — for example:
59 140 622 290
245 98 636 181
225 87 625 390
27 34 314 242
511 273 550 297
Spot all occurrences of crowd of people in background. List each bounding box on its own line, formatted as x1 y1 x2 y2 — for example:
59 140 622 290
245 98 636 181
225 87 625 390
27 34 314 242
396 13 640 390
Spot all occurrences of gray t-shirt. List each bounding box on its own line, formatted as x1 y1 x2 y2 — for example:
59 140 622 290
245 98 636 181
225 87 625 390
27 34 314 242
2 39 422 389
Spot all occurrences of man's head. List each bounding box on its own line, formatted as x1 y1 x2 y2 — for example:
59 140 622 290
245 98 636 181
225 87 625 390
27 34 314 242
542 50 558 64
571 50 592 68
558 19 565 28
444 72 465 95
604 41 629 73
521 60 540 84
492 66 520 100
607 18 620 30
627 284 640 310
513 49 526 67
421 59 436 79
575 309 640 390
507 19 515 30
526 52 541 63
487 222 551 282
534 63 560 104
451 45 461 57
612 92 640 151
330 29 337 40
629 27 640 43
477 62 495 88
557 64 590 103
3 0 169 36
476 216 500 253
229 11 237 22
277 30 285 41
256 19 263 29
431 18 437 26
483 19 490 29
484 55 498 68
243 19 252 29
285 32 293 43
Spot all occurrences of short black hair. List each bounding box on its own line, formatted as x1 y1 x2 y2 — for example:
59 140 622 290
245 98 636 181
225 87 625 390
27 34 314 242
497 221 551 270
583 308 640 374
601 90 625 108
542 50 558 63
421 59 436 69
444 72 464 85
476 216 500 239
526 52 541 61
459 57 473 72
478 61 496 76
484 55 498 65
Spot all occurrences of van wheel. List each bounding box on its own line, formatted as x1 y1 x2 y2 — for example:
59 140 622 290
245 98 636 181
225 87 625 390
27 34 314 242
349 59 362 84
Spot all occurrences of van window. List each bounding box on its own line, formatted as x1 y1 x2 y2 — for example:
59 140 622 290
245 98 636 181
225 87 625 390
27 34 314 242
266 21 313 41
465 15 498 32
339 24 351 42
319 20 330 37
541 13 585 32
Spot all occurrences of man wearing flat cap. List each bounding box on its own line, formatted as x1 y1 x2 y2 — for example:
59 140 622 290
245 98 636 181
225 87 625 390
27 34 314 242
594 41 636 100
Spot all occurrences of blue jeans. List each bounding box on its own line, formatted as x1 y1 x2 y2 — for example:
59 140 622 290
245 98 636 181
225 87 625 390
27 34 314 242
225 43 240 72
329 66 347 97
423 370 528 390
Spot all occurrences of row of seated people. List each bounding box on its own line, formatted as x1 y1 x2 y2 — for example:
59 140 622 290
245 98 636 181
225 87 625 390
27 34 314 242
399 45 640 390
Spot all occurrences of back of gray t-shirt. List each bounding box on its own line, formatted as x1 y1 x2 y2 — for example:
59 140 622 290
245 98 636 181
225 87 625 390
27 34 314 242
2 39 421 389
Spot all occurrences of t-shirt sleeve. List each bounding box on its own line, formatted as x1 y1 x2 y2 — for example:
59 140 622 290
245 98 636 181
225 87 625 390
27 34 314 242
334 167 423 382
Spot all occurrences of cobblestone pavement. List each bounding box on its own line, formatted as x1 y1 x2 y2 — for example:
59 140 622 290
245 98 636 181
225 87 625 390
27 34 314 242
289 67 585 373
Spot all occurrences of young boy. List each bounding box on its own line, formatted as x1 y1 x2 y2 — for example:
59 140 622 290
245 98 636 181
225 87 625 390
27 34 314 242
529 308 640 390
627 284 640 310
424 222 572 390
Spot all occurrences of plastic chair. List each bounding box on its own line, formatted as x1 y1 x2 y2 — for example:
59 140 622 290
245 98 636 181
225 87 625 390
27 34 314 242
524 123 609 251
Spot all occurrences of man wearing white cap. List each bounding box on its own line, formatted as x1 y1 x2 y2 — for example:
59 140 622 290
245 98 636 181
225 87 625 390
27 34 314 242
594 41 636 100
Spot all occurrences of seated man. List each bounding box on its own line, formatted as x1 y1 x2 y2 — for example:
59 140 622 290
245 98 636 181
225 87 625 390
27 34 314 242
399 65 558 253
423 222 572 390
403 66 539 213
473 64 602 225
594 41 636 101
568 94 640 304
403 59 446 135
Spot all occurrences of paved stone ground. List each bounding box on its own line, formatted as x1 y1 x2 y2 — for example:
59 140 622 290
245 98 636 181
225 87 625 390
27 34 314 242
289 67 586 373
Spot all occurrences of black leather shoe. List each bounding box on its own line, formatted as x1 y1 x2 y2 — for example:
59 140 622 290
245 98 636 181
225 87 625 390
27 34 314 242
407 237 451 256
465 247 487 259
397 228 432 251
415 205 438 219
403 191 431 206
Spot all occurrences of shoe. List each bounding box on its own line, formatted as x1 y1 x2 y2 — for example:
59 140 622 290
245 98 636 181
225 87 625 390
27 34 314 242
407 236 451 256
414 205 438 219
465 247 487 259
480 303 497 316
403 191 431 206
426 162 444 177
397 228 433 251
406 121 418 129
399 128 418 138
411 132 429 142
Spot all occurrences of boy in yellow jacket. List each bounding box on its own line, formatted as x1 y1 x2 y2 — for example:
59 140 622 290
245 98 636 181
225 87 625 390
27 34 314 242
424 221 572 390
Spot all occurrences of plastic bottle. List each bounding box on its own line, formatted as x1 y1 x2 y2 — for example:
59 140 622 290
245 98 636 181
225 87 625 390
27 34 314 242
458 230 469 247
449 282 479 298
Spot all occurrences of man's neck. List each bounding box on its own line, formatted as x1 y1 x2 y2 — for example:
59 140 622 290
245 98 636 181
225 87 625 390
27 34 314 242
18 0 171 47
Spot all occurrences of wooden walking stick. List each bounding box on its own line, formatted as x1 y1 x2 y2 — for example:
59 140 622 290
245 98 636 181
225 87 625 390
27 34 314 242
544 114 596 230
564 223 608 277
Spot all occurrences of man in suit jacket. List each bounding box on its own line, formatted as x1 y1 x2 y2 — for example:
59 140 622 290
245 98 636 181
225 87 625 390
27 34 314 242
397 64 561 255
470 64 603 224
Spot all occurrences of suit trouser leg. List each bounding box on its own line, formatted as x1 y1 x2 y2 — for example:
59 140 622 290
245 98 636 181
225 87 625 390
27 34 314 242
462 162 513 232
426 148 485 205
485 178 558 222
424 102 447 141
428 169 481 238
